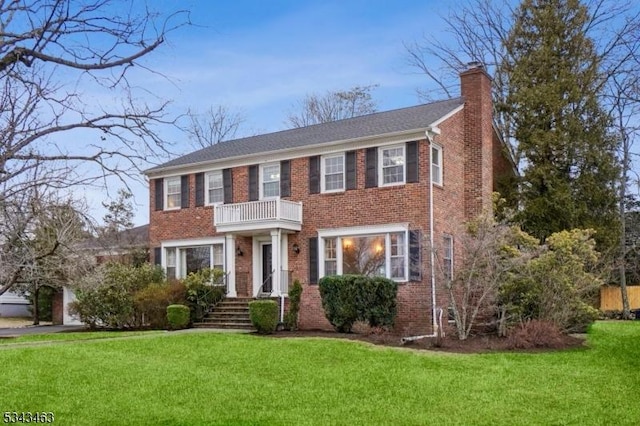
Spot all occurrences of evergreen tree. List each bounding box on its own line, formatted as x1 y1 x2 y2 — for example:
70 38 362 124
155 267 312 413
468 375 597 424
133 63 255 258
499 0 620 251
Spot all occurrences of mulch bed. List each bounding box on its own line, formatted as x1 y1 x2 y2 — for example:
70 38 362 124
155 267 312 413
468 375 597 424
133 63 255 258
266 329 587 353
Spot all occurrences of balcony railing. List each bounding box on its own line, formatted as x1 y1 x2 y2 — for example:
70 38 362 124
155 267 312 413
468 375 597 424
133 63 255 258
214 199 303 231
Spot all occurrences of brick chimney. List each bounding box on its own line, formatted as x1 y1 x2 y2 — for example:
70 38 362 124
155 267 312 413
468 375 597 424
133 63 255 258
460 63 493 219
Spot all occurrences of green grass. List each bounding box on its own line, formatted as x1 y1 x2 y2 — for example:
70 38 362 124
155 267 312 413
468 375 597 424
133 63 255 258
1 322 639 425
0 330 163 345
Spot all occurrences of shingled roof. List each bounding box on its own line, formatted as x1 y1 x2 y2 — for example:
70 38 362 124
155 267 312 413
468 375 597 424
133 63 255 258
146 97 464 173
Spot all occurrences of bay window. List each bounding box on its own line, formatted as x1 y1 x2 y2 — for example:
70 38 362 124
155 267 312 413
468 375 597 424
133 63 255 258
162 242 225 279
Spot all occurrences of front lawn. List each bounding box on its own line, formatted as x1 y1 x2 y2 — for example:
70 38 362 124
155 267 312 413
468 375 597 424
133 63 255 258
1 322 639 425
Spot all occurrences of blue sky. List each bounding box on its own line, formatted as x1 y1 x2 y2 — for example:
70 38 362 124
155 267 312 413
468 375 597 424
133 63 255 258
84 0 460 225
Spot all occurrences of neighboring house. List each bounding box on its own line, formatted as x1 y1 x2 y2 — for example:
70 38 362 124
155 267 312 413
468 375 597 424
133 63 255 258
0 291 30 317
52 224 150 325
144 64 515 335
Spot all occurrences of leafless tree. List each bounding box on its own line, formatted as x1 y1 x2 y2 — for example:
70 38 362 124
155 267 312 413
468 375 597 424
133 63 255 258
286 85 378 128
185 105 246 149
0 0 189 199
0 187 94 301
432 213 538 340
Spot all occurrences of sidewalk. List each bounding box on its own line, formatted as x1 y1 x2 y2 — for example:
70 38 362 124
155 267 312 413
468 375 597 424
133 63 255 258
0 325 86 337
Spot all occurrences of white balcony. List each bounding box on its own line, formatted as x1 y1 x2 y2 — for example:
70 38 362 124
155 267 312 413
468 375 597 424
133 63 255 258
214 199 303 233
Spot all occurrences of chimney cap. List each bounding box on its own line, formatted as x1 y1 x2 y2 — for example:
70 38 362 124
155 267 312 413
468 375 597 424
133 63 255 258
466 61 483 70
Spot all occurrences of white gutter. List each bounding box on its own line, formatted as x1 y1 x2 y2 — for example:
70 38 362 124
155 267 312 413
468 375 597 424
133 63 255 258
401 126 441 344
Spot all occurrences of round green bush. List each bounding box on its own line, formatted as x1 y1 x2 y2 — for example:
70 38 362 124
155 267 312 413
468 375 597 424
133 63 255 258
166 304 190 330
249 300 278 334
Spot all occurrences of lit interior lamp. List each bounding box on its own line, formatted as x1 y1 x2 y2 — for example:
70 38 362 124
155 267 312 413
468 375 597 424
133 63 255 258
375 243 383 254
343 239 352 249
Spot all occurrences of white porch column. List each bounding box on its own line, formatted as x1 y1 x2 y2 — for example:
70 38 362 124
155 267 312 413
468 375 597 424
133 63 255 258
270 229 281 295
225 234 237 297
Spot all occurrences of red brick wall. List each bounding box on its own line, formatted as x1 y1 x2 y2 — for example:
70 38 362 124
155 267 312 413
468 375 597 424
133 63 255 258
148 67 496 336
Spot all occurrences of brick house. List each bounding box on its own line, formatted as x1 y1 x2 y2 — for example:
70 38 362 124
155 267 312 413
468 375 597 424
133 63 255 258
145 64 514 335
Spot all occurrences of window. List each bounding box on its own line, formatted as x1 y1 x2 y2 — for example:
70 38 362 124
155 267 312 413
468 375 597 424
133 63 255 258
261 163 280 199
443 235 453 281
318 227 408 282
380 145 405 186
206 171 224 205
165 177 181 209
324 238 337 276
321 154 345 192
166 248 176 280
163 243 224 279
431 144 443 185
390 232 406 280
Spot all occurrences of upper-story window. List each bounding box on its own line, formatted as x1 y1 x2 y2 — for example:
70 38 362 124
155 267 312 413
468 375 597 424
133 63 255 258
165 177 181 210
379 145 405 186
432 144 443 185
206 170 224 205
261 163 280 199
321 154 345 193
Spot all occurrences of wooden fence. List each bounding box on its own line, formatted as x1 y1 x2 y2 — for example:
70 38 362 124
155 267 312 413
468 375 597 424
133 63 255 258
600 286 640 311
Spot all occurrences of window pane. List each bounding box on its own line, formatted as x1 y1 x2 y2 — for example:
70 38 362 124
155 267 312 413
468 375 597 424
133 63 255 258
382 147 405 184
432 146 442 184
325 260 337 276
167 178 180 194
166 248 176 266
325 156 343 174
391 257 405 279
212 244 224 270
342 235 386 277
263 165 280 183
325 238 336 259
167 193 181 208
209 188 224 204
184 246 211 275
263 181 280 198
325 173 344 191
208 172 223 189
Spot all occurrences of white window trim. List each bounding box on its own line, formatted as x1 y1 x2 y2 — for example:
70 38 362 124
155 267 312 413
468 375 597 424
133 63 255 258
321 153 345 193
259 162 281 200
431 144 443 186
317 224 409 282
378 144 406 187
164 176 181 211
205 170 224 206
161 237 226 279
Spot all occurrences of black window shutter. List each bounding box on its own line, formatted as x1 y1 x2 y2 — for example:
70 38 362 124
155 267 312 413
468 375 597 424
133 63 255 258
406 141 419 183
346 151 357 190
280 160 291 197
409 230 422 282
248 165 259 201
180 175 190 208
154 178 164 211
195 173 204 207
308 237 318 285
223 168 233 204
309 156 320 194
365 147 378 188
153 247 161 266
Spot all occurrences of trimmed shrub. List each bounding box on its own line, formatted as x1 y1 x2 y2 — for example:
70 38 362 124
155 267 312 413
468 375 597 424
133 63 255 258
284 280 303 331
319 275 361 332
249 300 278 334
166 304 190 330
507 320 566 349
357 276 398 328
319 275 398 333
184 268 227 322
134 281 187 329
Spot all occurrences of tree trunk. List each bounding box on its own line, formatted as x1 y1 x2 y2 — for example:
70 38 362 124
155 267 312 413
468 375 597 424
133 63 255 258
33 285 40 325
619 139 632 319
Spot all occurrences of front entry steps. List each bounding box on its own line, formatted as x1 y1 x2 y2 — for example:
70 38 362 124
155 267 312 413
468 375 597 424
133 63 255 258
193 297 255 331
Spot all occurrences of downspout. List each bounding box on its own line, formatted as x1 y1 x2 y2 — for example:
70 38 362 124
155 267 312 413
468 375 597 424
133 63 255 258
402 126 441 344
